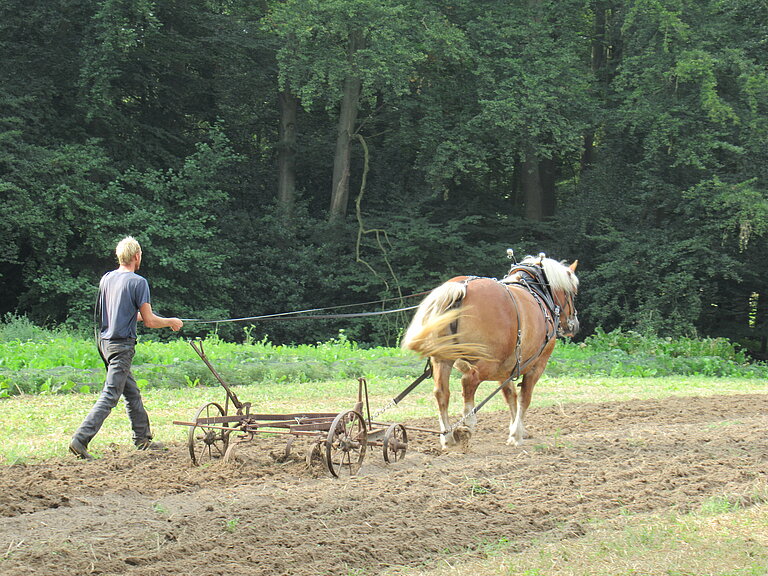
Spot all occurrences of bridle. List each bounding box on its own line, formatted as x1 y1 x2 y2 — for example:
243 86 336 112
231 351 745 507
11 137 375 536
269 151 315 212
503 262 578 339
553 288 578 337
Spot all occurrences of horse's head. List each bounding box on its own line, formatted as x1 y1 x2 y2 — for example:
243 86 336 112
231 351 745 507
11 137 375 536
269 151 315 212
541 258 580 338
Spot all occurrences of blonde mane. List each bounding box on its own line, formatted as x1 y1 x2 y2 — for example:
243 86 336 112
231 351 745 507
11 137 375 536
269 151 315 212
518 255 579 294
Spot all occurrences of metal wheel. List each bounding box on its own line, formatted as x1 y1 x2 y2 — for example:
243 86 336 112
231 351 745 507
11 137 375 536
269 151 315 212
323 410 367 478
382 423 408 463
188 402 231 466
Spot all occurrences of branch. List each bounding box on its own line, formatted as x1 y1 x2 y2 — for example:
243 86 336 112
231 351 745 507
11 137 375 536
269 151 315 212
353 133 404 301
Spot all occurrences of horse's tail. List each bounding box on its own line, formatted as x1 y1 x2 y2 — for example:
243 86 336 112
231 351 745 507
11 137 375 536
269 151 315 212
401 281 491 362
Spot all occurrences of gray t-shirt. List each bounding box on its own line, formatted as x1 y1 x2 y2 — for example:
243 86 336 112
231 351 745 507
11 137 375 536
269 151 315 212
98 271 151 339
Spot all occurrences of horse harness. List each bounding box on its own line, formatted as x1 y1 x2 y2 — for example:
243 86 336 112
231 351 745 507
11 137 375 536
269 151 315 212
464 265 560 378
437 267 562 438
503 264 560 381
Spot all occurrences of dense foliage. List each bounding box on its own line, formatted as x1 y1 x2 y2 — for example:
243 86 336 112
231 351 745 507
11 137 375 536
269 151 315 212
1 315 765 397
2 0 767 351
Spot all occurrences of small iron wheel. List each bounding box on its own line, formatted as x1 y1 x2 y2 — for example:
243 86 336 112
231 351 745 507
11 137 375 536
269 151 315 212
323 410 367 478
383 423 408 463
188 401 230 466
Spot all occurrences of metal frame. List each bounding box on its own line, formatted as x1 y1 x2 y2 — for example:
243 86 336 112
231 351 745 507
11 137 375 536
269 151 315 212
174 340 422 477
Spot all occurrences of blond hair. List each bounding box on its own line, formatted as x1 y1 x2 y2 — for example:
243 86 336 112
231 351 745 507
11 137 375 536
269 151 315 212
116 236 141 265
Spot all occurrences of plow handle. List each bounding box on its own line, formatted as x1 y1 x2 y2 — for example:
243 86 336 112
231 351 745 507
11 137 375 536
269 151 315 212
189 339 245 411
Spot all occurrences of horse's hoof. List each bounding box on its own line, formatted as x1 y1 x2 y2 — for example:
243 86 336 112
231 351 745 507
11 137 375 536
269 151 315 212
440 427 472 449
506 435 523 447
453 425 471 438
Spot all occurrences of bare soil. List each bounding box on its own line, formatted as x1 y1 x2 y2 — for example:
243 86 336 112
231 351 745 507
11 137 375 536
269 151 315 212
1 393 766 576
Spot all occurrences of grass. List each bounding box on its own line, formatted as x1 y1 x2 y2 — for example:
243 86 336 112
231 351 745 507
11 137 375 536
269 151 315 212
0 332 429 396
2 378 766 576
533 375 768 405
2 317 767 398
0 373 765 464
385 493 768 576
1 316 766 575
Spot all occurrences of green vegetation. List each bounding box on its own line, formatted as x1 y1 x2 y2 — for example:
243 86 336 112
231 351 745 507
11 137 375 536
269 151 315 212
1 314 766 463
2 0 767 350
3 3 767 572
0 315 425 397
223 518 240 534
1 318 765 575
1 315 766 398
548 328 768 379
389 502 768 576
2 372 764 464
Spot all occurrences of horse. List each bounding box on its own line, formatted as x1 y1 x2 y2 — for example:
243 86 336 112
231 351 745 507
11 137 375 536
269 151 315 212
401 253 579 448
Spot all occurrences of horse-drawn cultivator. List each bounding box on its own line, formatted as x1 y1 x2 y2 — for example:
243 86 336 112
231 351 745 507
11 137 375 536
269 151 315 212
175 252 580 477
174 340 432 478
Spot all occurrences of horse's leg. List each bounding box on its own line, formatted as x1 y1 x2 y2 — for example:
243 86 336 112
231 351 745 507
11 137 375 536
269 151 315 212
432 359 455 449
457 360 481 435
507 367 544 446
501 380 518 439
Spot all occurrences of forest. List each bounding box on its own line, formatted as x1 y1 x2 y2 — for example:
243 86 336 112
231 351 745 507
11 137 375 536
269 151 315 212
2 0 767 352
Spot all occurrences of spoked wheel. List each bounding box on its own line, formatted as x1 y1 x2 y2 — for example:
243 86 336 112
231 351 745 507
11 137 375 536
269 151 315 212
323 410 367 478
382 423 408 463
188 402 231 466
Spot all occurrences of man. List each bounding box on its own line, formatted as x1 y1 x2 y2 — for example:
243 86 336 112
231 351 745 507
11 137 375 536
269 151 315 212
70 236 183 460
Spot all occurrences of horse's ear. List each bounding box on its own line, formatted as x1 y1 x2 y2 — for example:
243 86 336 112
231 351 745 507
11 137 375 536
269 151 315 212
569 260 579 272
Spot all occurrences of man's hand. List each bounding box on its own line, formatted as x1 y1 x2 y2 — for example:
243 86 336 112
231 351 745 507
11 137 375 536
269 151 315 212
139 303 183 331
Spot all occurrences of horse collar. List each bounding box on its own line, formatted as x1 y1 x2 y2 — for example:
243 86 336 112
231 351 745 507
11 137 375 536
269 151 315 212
503 265 558 320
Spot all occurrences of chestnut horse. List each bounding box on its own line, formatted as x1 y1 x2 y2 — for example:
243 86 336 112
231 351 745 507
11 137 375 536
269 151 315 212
401 255 579 448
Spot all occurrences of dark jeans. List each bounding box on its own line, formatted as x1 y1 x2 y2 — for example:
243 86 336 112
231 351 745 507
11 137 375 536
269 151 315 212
73 338 152 446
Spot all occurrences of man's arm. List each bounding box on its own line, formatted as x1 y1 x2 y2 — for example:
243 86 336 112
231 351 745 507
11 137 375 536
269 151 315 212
138 302 183 331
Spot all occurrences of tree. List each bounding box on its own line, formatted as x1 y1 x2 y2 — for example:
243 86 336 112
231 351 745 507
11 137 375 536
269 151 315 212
560 0 768 340
408 0 595 222
3 0 768 352
277 88 298 217
267 0 448 223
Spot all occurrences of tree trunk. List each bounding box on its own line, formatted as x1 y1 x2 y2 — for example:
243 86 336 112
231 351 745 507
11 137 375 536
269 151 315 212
523 145 544 221
277 88 297 218
522 0 555 221
582 1 608 170
539 156 556 218
329 30 364 223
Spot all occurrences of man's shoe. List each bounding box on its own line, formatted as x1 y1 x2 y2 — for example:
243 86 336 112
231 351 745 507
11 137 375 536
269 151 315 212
69 438 94 460
136 439 166 451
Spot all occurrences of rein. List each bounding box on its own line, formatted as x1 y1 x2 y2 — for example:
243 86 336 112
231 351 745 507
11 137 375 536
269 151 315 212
179 293 428 325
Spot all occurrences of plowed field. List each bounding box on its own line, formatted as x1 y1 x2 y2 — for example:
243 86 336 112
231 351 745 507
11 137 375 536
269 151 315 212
1 394 766 575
